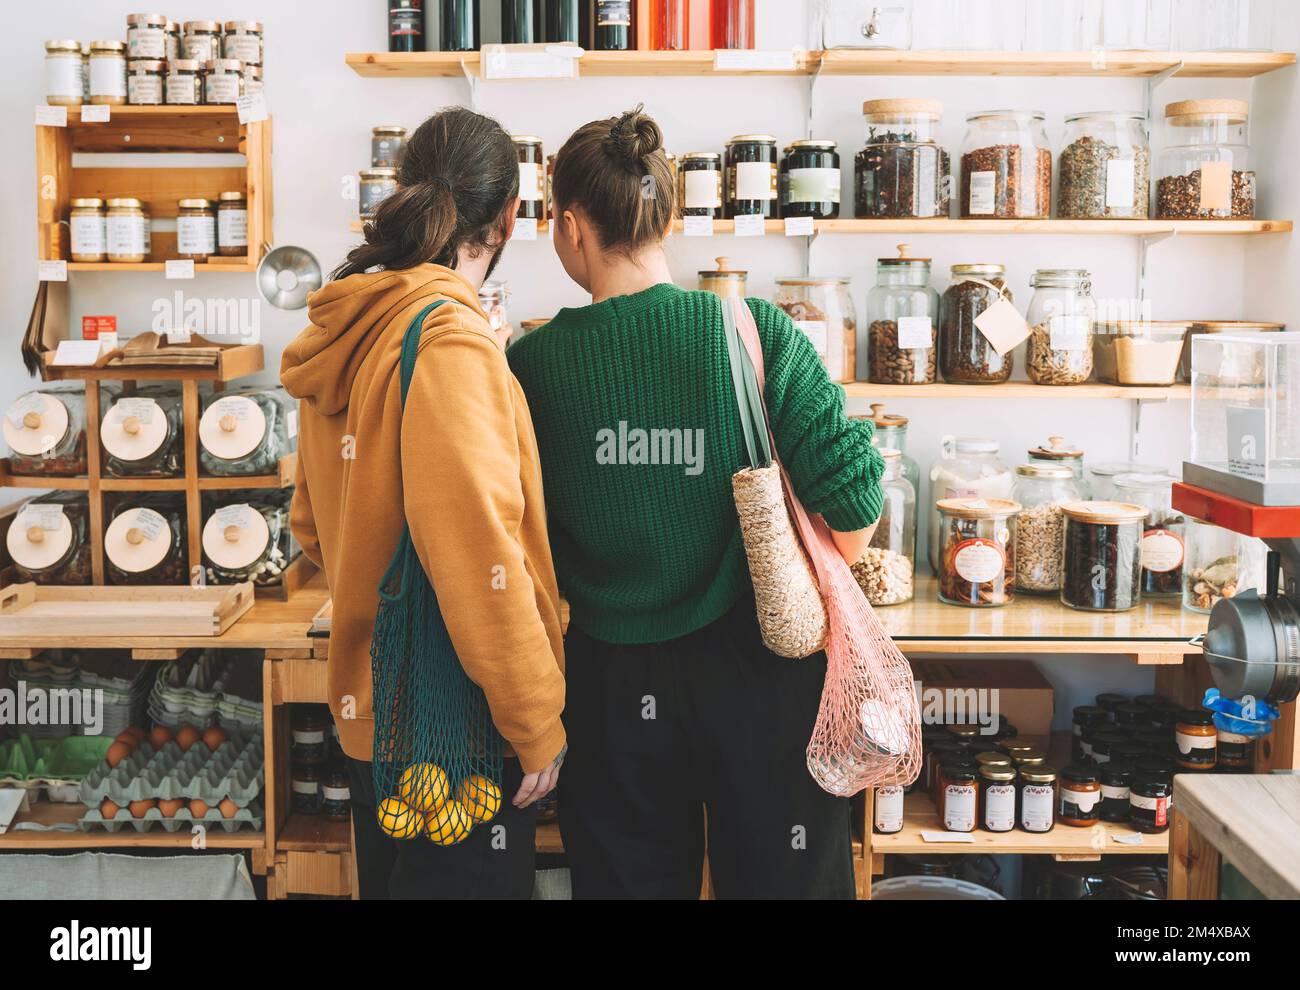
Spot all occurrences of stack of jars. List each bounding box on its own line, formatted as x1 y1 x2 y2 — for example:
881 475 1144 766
290 704 351 821
70 189 248 266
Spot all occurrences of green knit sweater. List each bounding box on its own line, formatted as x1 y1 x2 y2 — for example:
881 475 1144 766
507 283 884 645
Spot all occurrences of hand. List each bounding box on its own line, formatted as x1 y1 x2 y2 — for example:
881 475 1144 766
512 744 566 808
493 322 514 351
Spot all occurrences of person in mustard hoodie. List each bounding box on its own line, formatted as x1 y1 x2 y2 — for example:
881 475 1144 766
280 108 566 900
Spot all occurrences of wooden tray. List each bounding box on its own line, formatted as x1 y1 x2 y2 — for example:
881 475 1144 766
0 583 254 638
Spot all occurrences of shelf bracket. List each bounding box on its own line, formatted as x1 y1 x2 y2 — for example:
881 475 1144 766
1145 59 1185 130
1130 396 1171 460
806 53 825 140
1137 230 1177 306
459 58 481 112
804 227 820 276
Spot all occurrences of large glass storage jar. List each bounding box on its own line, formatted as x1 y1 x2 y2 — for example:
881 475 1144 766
1093 320 1190 385
1025 269 1095 386
927 437 1013 572
105 495 188 585
1113 473 1185 597
960 111 1051 219
939 263 1014 384
851 449 916 606
699 257 746 299
1058 112 1150 219
1173 0 1274 51
4 386 91 476
199 387 299 477
202 490 296 587
1011 464 1083 595
936 497 1019 608
1179 321 1284 382
678 152 723 219
822 1 913 49
6 493 93 585
773 277 856 384
1028 437 1089 496
725 135 779 219
1061 501 1146 612
101 387 184 478
855 99 950 219
1157 100 1254 220
1099 0 1171 48
780 140 840 220
1089 461 1167 501
710 0 755 49
1182 517 1267 613
861 404 920 493
865 244 939 384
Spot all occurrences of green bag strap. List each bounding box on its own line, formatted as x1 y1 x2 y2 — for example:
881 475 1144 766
399 299 450 407
721 296 773 469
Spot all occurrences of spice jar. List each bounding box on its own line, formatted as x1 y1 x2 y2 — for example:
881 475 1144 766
1088 461 1168 501
4 387 91 476
1112 473 1184 597
69 198 107 263
773 276 856 384
7 493 93 585
1028 436 1088 496
926 436 1012 571
979 765 1017 833
851 449 915 606
1058 765 1101 827
1157 99 1254 219
176 199 217 261
89 41 128 105
1018 765 1057 833
223 20 264 65
1129 771 1173 833
164 21 181 60
359 168 398 220
1061 501 1146 612
936 497 1019 608
1184 517 1267 613
938 763 979 833
961 110 1052 218
292 765 322 815
323 766 351 820
203 491 294 587
678 152 723 219
1098 763 1133 823
45 40 85 106
865 244 939 384
217 191 248 256
725 135 779 219
166 59 203 105
291 707 329 764
199 388 298 477
855 98 951 219
243 63 263 96
101 389 184 478
873 784 905 834
779 140 841 220
106 198 149 263
204 59 244 104
183 20 222 63
1175 709 1217 770
860 404 920 493
126 59 165 105
371 125 407 169
698 256 747 299
1058 112 1150 219
127 12 168 58
939 264 1015 384
1025 269 1095 386
1217 730 1255 772
1011 463 1082 595
1071 704 1109 762
104 496 187 585
1094 320 1190 386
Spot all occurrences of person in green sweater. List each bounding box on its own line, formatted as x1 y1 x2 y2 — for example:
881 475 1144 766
507 107 885 900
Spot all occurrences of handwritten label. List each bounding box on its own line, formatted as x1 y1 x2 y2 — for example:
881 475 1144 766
682 215 714 237
483 44 580 79
713 49 798 72
22 504 66 532
974 298 1031 356
214 504 254 530
783 215 814 237
38 260 68 282
236 91 268 124
897 316 933 349
512 217 538 241
165 259 195 279
35 105 68 127
134 508 167 541
80 104 111 123
733 214 766 237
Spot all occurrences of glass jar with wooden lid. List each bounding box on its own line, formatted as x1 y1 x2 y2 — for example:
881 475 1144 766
165 59 203 105
935 496 1020 608
183 20 222 63
243 63 263 96
127 12 168 59
204 58 244 104
773 275 857 384
853 448 916 606
1060 501 1147 612
104 495 188 586
100 388 185 478
865 243 939 385
3 386 92 476
1027 436 1088 495
70 198 107 263
1012 462 1082 596
44 40 85 106
217 191 248 255
856 98 950 219
699 257 747 299
106 198 149 263
223 20 264 65
126 59 165 105
176 198 217 260
1157 99 1254 219
88 41 128 105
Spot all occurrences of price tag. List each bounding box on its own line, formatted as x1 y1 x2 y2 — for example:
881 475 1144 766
80 104 111 123
920 831 977 844
1111 832 1145 846
51 340 102 366
713 49 798 72
236 91 269 124
22 504 66 532
1226 405 1268 481
1199 160 1232 211
783 216 814 237
733 214 766 237
512 217 538 241
482 44 580 79
114 396 157 425
214 504 254 531
134 508 167 542
682 215 714 237
35 105 67 127
214 396 253 421
38 260 68 282
974 298 1031 356
896 316 933 349
165 259 195 279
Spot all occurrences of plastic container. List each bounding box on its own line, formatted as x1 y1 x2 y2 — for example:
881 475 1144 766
1093 320 1190 385
1025 268 1095 385
852 449 915 606
199 387 298 477
1179 321 1283 382
1112 473 1184 597
865 244 939 383
1060 501 1147 612
1011 464 1082 595
104 495 188 585
1157 99 1254 219
4 386 92 476
861 403 920 493
101 387 185 478
927 436 1013 572
960 111 1051 219
855 99 950 219
1182 517 1268 614
935 497 1019 608
202 490 296 587
773 276 856 383
939 264 1014 384
1058 111 1150 219
6 493 93 585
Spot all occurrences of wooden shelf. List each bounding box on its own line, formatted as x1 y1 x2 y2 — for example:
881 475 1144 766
844 382 1191 400
39 343 264 382
277 812 351 853
58 105 248 121
65 260 258 273
0 800 264 849
345 49 1295 79
536 820 564 854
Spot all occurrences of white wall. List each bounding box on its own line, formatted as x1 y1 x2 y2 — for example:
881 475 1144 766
3 0 1296 722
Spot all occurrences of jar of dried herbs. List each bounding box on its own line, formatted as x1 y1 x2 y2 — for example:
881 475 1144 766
864 244 938 384
936 497 1019 608
1113 473 1185 597
1157 100 1254 219
1058 111 1150 219
1060 501 1146 612
1024 268 1095 385
855 98 950 219
960 110 1052 219
939 263 1014 384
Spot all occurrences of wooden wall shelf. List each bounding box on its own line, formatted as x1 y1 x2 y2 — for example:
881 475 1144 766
844 383 1191 400
40 344 265 383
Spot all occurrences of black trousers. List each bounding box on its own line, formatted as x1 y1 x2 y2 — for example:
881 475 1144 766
558 598 855 900
347 756 538 899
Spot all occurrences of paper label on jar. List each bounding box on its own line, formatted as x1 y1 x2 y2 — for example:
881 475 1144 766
292 779 319 796
1141 528 1184 573
787 167 841 204
1021 784 1055 831
952 538 1005 584
1199 160 1233 211
1130 791 1168 826
214 503 254 532
974 298 1031 356
293 729 326 745
128 27 167 59
133 508 167 542
734 161 776 201
127 75 163 105
1102 784 1130 801
684 169 722 209
518 163 543 202
177 215 216 256
1049 315 1091 352
983 783 1016 831
45 57 83 100
89 57 126 98
225 34 262 63
23 504 67 532
596 0 632 27
71 215 106 255
874 785 904 833
205 74 241 104
968 170 997 215
942 784 976 832
1060 784 1101 814
896 316 933 350
795 321 828 360
218 208 249 248
114 396 158 426
682 215 714 237
166 74 200 104
106 214 146 256
1176 730 1216 753
322 786 350 801
184 36 219 63
1105 158 1136 208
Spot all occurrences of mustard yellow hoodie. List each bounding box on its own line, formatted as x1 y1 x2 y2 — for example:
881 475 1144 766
280 264 565 771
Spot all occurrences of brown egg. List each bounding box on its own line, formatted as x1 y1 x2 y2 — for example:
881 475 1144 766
189 799 211 818
124 726 146 744
105 741 132 768
175 725 201 752
100 798 121 819
129 799 157 818
158 798 185 817
113 731 138 749
148 725 173 748
202 726 228 751
218 797 239 819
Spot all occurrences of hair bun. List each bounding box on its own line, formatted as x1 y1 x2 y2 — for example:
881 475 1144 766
604 105 663 164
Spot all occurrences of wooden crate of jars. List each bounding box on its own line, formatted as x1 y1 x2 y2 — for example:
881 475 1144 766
37 106 271 272
0 347 314 601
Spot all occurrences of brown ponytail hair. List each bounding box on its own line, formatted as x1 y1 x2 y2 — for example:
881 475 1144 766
333 107 519 280
552 105 676 255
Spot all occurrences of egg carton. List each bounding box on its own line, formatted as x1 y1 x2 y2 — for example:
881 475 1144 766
148 650 262 728
79 729 264 807
147 697 262 733
80 800 265 833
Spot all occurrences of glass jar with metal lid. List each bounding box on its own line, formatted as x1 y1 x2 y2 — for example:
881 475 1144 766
1112 473 1184 598
678 152 723 219
104 495 188 585
176 198 217 261
979 765 1017 833
372 125 407 169
1012 463 1082 595
1060 501 1147 612
939 263 1014 384
858 403 919 492
45 40 86 106
1012 748 1046 769
935 497 1019 608
106 198 148 263
974 751 1012 769
938 762 979 832
779 140 840 220
773 276 856 384
865 243 939 384
359 168 398 220
927 436 1013 572
1028 436 1088 495
165 20 181 60
724 134 779 219
183 20 222 63
1175 709 1217 770
851 448 915 606
204 58 244 104
961 109 1052 219
223 21 264 65
217 191 248 256
126 59 165 105
513 136 545 220
127 12 168 59
70 198 107 263
6 492 92 585
166 59 203 105
89 41 128 105
1025 268 1095 386
698 257 747 299
3 386 92 476
855 98 951 219
1157 99 1254 219
101 387 184 478
1058 111 1150 219
1018 765 1057 833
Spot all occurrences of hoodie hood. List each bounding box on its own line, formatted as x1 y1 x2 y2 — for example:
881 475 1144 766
280 264 484 416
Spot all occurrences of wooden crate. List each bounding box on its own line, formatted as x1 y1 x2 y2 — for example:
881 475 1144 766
36 106 272 272
0 582 253 637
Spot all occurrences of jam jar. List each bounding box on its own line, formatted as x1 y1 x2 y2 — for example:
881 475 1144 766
979 765 1017 833
359 168 398 220
217 191 248 256
4 386 91 476
873 784 905 835
291 706 329 764
1217 730 1255 772
1071 704 1109 762
779 140 841 220
1129 771 1173 833
935 497 1019 608
1018 765 1057 833
6 493 93 585
1098 763 1133 823
938 763 979 833
323 766 351 820
513 136 545 220
1058 764 1101 827
678 152 723 219
939 263 1015 384
89 41 128 106
177 198 217 261
101 387 184 477
45 39 86 107
1175 709 1217 771
201 490 296 587
199 388 298 477
106 198 149 263
725 135 779 219
292 765 322 814
371 125 407 169
104 495 188 585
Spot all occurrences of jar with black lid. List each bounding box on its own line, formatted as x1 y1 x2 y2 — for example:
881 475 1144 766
1099 763 1133 822
1137 754 1177 776
780 140 841 220
1058 765 1101 827
1217 730 1255 771
1072 704 1108 762
1095 692 1128 713
323 766 351 820
513 136 545 220
291 706 328 764
979 765 1017 832
1147 705 1181 731
1018 765 1057 833
938 763 979 833
678 152 722 218
1111 741 1146 766
1088 727 1130 765
292 764 322 814
992 717 1017 742
1129 771 1173 833
725 135 779 219
1112 702 1147 728
1134 724 1171 754
1175 709 1217 770
1134 693 1171 711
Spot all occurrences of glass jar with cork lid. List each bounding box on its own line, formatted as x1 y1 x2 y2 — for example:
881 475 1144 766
935 497 1019 608
773 276 856 384
165 59 203 105
204 58 244 104
1157 99 1254 219
6 493 93 585
855 98 950 219
698 257 747 300
859 403 920 492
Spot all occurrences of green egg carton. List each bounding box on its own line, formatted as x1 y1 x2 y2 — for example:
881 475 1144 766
78 729 264 808
79 800 265 833
0 734 113 785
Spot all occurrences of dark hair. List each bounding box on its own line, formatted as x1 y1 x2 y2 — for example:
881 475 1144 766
552 105 676 255
333 107 519 280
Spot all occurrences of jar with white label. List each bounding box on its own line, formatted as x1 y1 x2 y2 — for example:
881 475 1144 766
126 59 165 105
678 152 723 219
104 495 188 585
960 110 1052 219
779 140 840 220
936 497 1019 607
1059 111 1150 219
1157 99 1254 219
217 191 248 255
1113 473 1184 597
873 784 905 834
1057 764 1101 826
199 387 299 477
773 276 856 384
183 20 222 63
176 198 217 260
1025 269 1095 386
44 39 85 106
101 387 184 478
202 490 295 586
513 136 545 220
223 20 263 65
204 58 244 104
243 63 263 96
865 244 939 384
372 125 407 169
88 41 128 105
3 387 92 476
127 12 168 59
164 20 181 60
725 134 779 219
1017 765 1057 833
359 168 398 220
978 765 1016 832
106 198 148 263
69 198 107 263
938 763 979 832
166 59 203 105
927 436 1012 572
7 493 92 585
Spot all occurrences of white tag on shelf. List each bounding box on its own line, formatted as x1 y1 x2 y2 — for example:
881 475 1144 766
974 298 1031 356
165 259 195 279
24 504 66 532
236 91 269 124
713 49 798 72
897 316 933 349
733 214 766 237
38 260 68 282
682 215 714 237
784 215 814 237
483 44 580 79
1111 832 1145 845
512 217 538 241
920 831 976 844
35 105 67 127
51 339 102 366
80 104 110 123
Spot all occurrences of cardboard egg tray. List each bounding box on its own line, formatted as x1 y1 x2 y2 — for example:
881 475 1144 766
79 800 265 833
79 728 264 808
148 650 263 731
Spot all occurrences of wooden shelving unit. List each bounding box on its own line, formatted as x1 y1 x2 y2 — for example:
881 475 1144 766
0 801 265 852
844 382 1190 400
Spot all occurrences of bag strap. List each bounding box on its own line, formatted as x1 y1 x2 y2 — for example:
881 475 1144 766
721 296 773 469
399 299 450 408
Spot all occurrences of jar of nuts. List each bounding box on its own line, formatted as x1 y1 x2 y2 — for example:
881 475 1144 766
1182 517 1267 615
864 244 939 384
851 448 915 606
936 497 1019 608
939 263 1014 384
1025 268 1095 386
1011 463 1082 595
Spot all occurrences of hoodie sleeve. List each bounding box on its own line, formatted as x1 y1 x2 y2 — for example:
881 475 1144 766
289 423 323 570
400 323 566 775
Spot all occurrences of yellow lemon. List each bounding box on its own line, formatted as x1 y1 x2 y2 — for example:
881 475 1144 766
399 763 449 814
376 796 422 839
456 774 502 824
425 800 473 846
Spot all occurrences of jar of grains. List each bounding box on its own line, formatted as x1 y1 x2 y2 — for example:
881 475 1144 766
678 152 723 219
88 41 128 105
773 276 856 384
204 59 244 104
183 21 222 63
939 263 1015 384
851 448 915 606
126 59 165 105
936 497 1019 608
779 140 841 220
45 40 85 106
961 110 1052 218
104 496 188 585
223 21 264 65
724 134 779 219
1011 464 1082 595
217 191 248 255
855 98 950 219
1112 473 1185 597
166 60 204 105
1157 99 1254 219
864 244 939 384
1028 436 1089 496
1025 268 1095 386
927 436 1012 572
1060 501 1146 612
372 125 407 169
1182 517 1267 614
699 257 747 299
127 12 168 59
69 198 107 263
1057 111 1150 219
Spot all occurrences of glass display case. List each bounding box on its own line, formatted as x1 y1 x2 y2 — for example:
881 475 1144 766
199 387 298 477
6 492 92 585
201 489 297 587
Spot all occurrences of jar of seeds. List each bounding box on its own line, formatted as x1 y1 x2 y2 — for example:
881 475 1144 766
939 263 1014 383
1058 112 1150 219
960 110 1052 219
1157 99 1255 219
1025 268 1095 385
851 448 915 606
864 243 939 384
1011 463 1082 595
